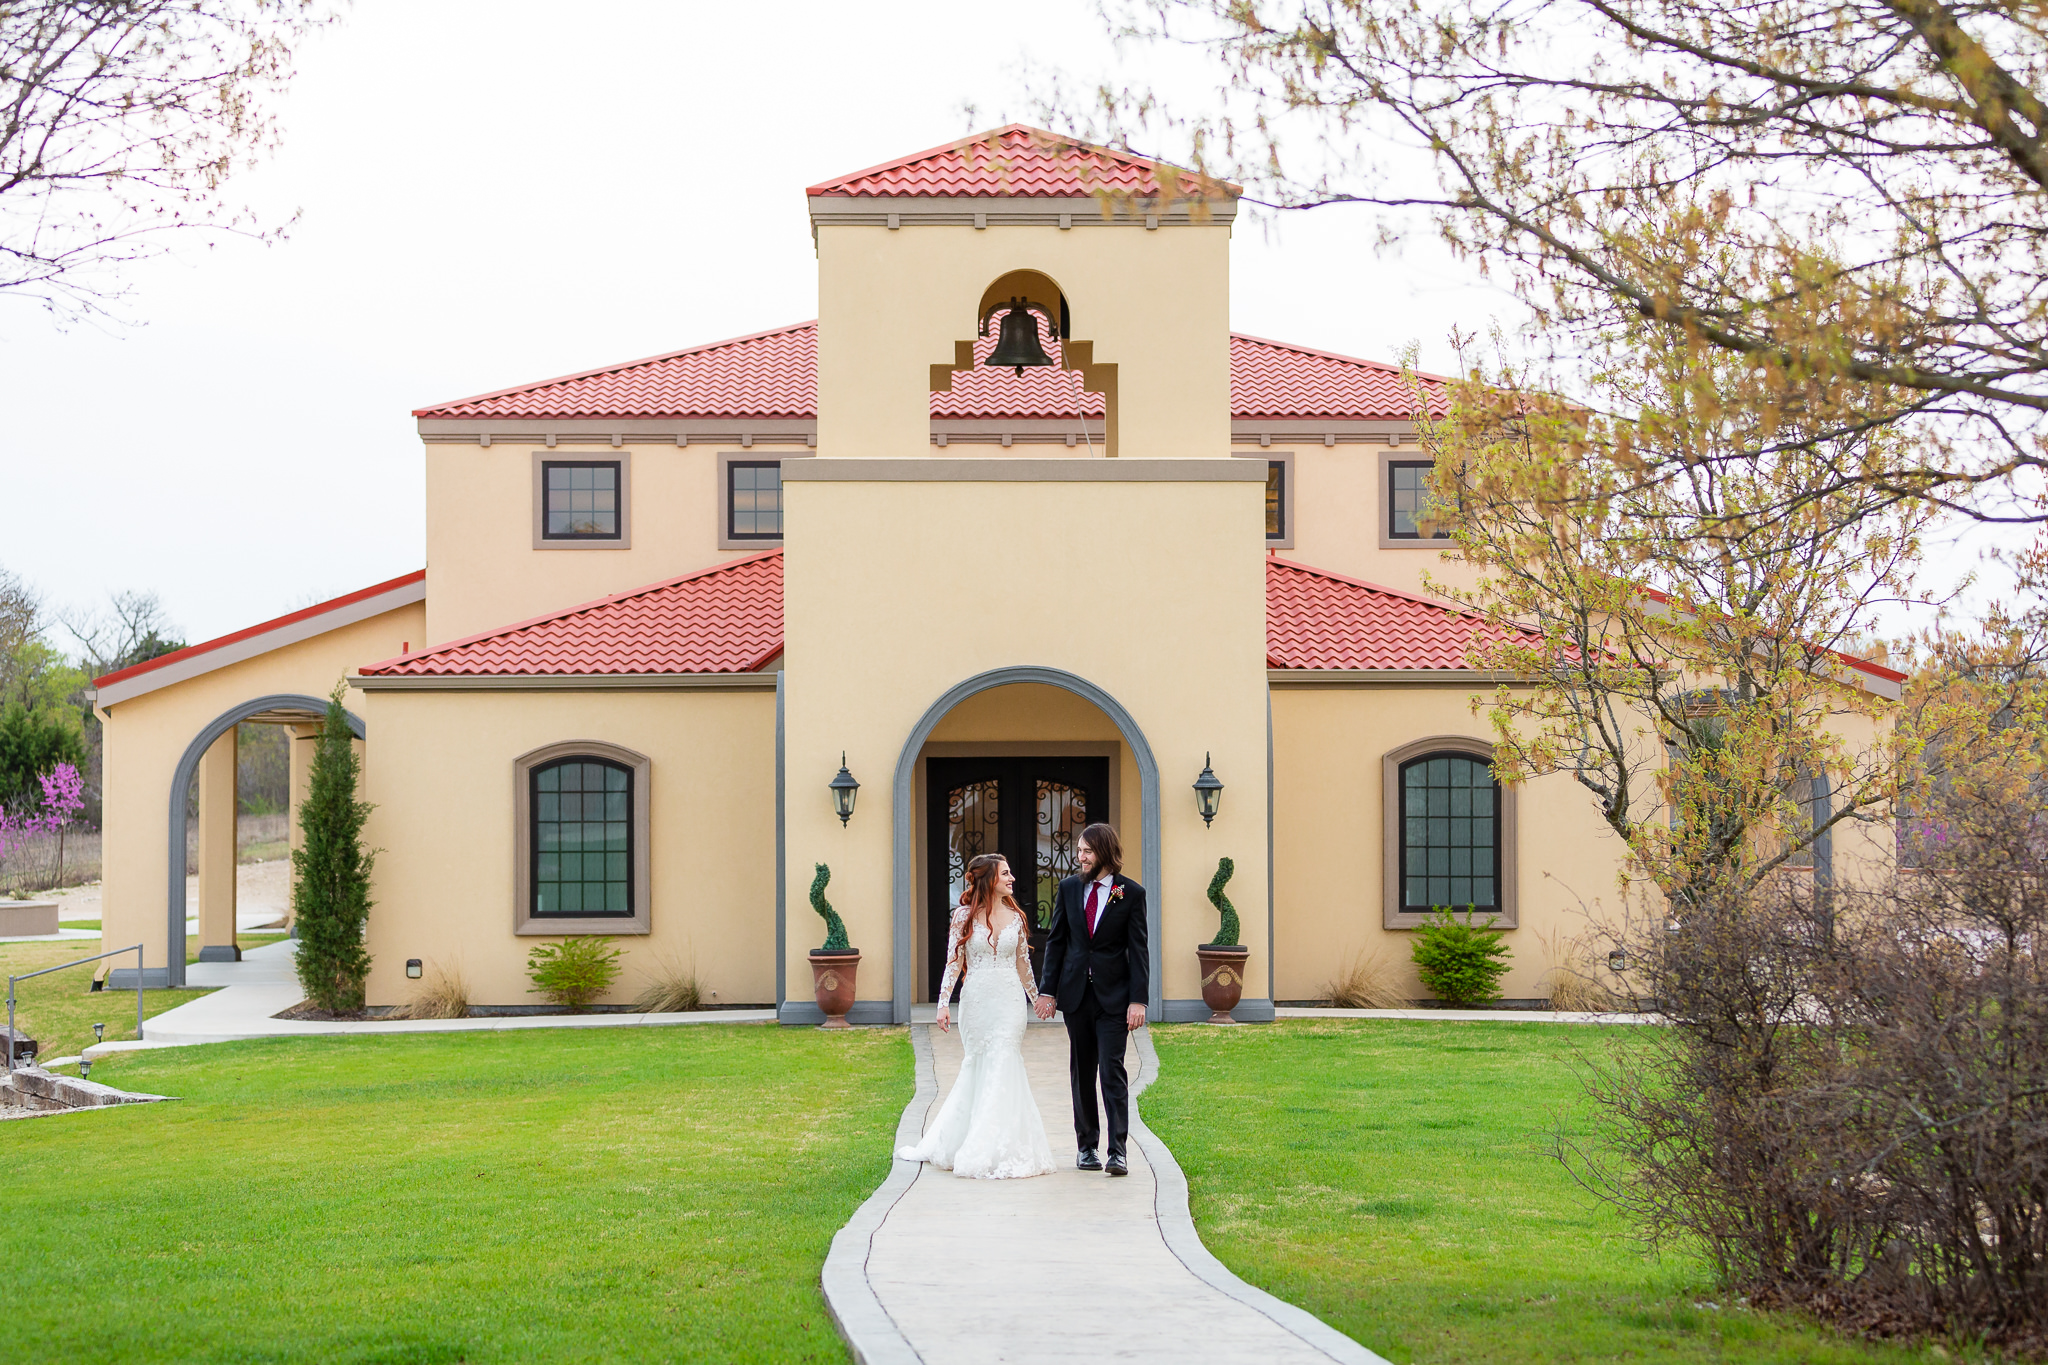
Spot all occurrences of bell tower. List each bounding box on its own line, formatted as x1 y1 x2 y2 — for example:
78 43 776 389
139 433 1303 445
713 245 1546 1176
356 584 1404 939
805 126 1238 460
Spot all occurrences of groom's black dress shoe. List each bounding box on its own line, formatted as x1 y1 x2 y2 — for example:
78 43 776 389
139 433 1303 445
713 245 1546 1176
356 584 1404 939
1076 1149 1103 1171
1105 1154 1129 1177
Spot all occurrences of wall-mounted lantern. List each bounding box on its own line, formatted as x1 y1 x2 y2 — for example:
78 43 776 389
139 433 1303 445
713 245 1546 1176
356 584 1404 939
406 959 423 980
1193 754 1224 827
830 754 861 826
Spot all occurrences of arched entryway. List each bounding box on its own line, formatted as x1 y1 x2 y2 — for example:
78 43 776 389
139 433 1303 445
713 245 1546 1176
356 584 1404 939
161 694 363 988
890 666 1159 1024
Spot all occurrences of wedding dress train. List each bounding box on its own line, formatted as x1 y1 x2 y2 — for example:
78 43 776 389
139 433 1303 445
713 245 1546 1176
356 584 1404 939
895 909 1056 1180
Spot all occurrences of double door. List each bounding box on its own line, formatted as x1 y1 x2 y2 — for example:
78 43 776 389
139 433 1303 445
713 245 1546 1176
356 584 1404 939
926 756 1109 1001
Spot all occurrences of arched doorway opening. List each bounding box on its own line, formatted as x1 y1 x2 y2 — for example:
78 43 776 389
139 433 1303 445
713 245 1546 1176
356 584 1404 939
162 694 363 988
889 666 1159 1024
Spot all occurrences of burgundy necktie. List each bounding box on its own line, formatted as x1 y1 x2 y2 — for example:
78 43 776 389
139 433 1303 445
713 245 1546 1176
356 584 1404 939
1086 882 1102 936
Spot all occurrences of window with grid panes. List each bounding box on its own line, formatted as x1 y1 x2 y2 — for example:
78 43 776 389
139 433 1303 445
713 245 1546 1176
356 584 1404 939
1399 752 1500 914
531 758 633 917
1388 460 1449 540
727 461 783 540
1265 460 1285 539
542 461 621 539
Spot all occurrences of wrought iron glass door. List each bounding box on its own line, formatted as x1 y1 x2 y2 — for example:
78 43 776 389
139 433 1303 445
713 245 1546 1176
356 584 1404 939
926 757 1109 1001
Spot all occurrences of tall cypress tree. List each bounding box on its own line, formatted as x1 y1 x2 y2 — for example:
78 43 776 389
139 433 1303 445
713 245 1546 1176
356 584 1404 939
292 682 375 1012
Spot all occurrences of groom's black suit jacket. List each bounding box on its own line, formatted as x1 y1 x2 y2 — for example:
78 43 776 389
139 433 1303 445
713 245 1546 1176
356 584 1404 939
1036 873 1149 1014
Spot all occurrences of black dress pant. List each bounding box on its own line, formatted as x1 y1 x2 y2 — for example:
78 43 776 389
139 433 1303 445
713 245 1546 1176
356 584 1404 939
1064 983 1130 1159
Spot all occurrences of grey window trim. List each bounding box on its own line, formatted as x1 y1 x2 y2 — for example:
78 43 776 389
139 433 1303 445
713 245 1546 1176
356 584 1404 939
718 451 813 549
514 740 652 935
532 451 632 550
1231 450 1294 549
1378 450 1452 550
1381 735 1518 929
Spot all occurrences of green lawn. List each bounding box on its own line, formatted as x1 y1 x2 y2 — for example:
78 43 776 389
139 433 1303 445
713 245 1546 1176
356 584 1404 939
1144 1020 1963 1365
3 1025 907 1363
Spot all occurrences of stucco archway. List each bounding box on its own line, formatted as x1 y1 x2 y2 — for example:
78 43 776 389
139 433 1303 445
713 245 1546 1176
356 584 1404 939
890 666 1160 1024
162 694 363 988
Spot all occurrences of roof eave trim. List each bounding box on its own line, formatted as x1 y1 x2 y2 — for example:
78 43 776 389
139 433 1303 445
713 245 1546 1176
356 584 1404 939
350 672 779 692
1267 668 1539 687
807 194 1235 229
96 574 427 707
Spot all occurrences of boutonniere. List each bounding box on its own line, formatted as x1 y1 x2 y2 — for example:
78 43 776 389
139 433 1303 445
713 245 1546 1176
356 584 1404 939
1109 884 1127 902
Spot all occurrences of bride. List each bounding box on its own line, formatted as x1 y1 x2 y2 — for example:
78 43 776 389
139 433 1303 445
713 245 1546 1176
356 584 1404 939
895 853 1056 1179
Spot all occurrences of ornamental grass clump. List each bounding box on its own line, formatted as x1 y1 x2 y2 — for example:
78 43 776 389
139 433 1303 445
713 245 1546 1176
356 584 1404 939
526 937 623 1011
1410 907 1512 1006
292 683 375 1014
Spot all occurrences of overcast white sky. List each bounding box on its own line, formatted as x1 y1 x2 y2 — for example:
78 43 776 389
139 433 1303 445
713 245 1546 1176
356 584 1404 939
1 0 2015 649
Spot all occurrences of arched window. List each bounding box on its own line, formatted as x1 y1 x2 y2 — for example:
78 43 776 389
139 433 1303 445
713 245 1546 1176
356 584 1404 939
533 758 633 917
515 742 651 935
1381 737 1519 928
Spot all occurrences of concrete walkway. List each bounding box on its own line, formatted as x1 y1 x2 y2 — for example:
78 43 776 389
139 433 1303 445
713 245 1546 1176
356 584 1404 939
826 1020 1386 1365
78 939 773 1059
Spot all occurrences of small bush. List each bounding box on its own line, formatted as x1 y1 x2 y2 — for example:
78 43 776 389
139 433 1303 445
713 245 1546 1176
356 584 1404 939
525 937 623 1011
1410 907 1512 1006
1322 948 1407 1008
390 966 469 1020
631 958 703 1014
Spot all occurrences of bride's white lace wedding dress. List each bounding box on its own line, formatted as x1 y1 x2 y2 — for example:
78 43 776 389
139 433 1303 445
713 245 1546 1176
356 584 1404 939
895 907 1056 1179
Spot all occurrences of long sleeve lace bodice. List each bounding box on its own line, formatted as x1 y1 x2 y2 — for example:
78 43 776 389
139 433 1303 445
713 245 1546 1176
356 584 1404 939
935 904 1038 1005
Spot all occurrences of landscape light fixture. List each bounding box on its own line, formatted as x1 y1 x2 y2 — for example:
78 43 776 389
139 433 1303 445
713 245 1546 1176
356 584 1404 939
1193 754 1224 827
92 1022 105 1043
406 959 423 980
78 1057 92 1081
830 754 860 826
1607 947 1629 974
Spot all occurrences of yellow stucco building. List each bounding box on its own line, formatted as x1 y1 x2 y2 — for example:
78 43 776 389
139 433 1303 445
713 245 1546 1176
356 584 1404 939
87 127 1905 1021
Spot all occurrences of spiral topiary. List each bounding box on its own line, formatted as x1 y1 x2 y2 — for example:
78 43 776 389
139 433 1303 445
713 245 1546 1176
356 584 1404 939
810 862 850 952
1206 856 1240 947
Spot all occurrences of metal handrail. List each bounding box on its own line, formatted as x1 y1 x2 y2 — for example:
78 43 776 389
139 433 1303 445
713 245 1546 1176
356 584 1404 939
6 943 145 1070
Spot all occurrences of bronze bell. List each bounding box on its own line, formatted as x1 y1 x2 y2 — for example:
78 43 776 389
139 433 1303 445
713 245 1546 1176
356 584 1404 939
986 300 1054 374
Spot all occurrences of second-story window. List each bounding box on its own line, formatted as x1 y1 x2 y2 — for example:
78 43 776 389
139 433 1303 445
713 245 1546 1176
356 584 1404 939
1388 460 1450 540
728 461 783 540
1265 460 1286 540
542 461 622 540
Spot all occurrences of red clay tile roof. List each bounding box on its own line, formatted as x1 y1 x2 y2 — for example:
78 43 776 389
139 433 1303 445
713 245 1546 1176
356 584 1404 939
806 124 1237 200
1265 558 1539 671
415 324 1444 423
358 554 784 677
412 324 818 421
1232 334 1449 421
365 551 1529 679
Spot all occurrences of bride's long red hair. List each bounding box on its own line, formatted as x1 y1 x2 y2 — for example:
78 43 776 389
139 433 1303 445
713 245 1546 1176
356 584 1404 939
950 853 1023 971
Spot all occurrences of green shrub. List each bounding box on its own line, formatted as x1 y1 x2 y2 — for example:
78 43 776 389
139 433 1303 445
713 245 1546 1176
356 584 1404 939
810 862 849 951
291 683 375 1013
525 937 623 1011
1411 907 1512 1006
1205 856 1240 946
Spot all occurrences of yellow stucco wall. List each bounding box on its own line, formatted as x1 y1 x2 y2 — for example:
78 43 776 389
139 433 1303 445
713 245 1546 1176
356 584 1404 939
96 602 425 978
782 464 1269 1011
815 224 1233 460
422 442 810 645
1270 683 1633 1003
359 687 777 1008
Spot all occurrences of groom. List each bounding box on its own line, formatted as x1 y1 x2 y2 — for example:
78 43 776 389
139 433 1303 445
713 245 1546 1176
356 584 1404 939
1034 822 1148 1176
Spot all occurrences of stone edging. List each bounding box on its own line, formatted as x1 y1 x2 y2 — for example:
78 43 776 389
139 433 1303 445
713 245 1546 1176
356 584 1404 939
1129 1028 1395 1365
819 1024 937 1365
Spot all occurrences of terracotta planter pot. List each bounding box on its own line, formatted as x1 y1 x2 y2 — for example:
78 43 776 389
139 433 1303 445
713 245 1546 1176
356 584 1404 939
1196 944 1250 1024
809 950 861 1029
